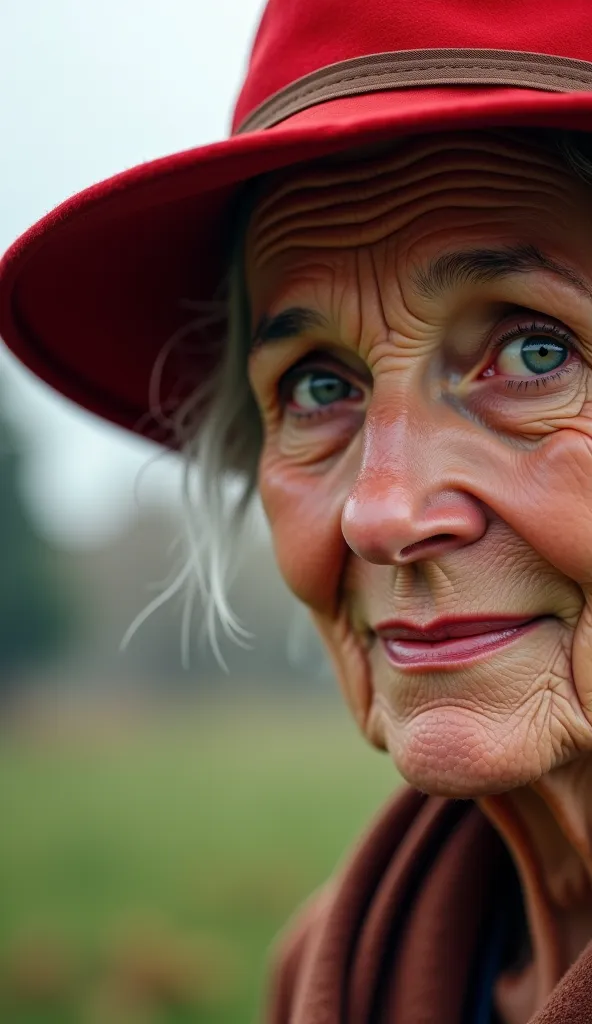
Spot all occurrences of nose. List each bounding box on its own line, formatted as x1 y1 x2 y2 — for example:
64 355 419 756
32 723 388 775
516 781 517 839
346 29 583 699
341 415 487 566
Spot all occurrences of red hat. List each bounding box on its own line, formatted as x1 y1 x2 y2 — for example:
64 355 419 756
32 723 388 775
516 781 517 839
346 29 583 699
3 0 592 447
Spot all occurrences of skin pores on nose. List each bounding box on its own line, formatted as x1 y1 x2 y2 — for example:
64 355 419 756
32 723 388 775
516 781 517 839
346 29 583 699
246 129 592 795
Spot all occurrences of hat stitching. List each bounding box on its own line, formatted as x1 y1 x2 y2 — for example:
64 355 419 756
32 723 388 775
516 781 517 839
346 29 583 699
238 49 592 133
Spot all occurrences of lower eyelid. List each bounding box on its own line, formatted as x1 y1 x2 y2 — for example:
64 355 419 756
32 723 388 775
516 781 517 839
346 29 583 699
283 370 366 406
483 335 579 378
287 394 364 416
503 348 578 375
503 362 577 388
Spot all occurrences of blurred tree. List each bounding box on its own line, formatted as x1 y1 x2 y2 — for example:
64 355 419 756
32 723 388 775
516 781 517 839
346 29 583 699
0 397 72 696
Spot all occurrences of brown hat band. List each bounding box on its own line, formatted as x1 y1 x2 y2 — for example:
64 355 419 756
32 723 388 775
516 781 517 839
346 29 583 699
236 48 592 134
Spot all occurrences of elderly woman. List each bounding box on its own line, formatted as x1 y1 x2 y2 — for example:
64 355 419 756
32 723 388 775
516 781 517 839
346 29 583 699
5 0 592 1020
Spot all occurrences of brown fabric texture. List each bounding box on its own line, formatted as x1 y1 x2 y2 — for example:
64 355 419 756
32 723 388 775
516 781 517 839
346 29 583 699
266 788 592 1023
237 48 592 133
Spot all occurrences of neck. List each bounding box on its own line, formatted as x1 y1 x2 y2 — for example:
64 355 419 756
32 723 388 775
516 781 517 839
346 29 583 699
479 756 592 1024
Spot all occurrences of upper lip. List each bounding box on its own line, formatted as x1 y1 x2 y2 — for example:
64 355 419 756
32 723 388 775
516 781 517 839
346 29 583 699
374 616 540 642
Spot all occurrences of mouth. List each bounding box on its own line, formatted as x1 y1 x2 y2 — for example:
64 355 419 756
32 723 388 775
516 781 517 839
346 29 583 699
375 616 545 670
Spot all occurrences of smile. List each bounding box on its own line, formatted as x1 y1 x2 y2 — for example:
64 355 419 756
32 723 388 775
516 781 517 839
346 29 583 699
376 616 544 670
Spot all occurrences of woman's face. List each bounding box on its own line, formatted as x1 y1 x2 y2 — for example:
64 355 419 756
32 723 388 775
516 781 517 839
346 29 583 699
245 129 592 797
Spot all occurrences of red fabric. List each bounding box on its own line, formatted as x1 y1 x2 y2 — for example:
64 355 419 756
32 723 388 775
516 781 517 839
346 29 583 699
2 0 592 441
235 0 592 129
266 788 592 1024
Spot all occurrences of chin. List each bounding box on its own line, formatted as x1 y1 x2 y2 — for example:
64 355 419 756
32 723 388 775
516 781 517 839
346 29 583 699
377 704 546 799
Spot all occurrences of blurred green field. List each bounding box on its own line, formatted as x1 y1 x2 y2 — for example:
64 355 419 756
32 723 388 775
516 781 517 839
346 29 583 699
0 697 399 1023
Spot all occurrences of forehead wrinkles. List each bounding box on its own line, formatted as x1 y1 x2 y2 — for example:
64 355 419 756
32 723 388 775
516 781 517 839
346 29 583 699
246 132 571 271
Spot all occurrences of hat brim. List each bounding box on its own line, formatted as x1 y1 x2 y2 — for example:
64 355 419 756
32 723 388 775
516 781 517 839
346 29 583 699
2 84 592 447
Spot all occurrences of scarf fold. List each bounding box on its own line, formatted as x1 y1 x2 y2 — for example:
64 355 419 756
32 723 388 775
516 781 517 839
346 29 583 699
266 788 592 1024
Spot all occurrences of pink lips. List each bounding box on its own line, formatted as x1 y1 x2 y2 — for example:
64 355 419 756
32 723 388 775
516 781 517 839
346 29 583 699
375 616 542 670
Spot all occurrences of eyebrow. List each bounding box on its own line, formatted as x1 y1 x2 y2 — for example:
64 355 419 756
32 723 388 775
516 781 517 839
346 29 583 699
413 243 592 302
251 307 328 349
251 245 592 350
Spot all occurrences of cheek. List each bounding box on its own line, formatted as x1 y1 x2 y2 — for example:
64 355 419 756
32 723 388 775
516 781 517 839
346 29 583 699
258 445 351 613
258 441 378 735
484 423 592 587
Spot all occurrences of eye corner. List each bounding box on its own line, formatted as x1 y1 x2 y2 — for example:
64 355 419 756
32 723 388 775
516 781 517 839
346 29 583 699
481 316 578 382
278 359 368 419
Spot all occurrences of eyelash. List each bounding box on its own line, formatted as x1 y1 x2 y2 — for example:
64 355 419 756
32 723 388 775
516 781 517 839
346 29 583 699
280 362 365 421
487 319 578 388
279 318 580 417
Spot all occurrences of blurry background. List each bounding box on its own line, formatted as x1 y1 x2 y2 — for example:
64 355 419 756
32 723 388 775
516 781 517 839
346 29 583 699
0 3 396 1022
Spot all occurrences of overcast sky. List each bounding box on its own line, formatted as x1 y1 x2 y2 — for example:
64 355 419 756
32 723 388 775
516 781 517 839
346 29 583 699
0 0 265 544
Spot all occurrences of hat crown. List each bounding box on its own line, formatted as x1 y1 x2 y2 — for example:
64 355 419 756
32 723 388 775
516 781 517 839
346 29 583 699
233 0 592 131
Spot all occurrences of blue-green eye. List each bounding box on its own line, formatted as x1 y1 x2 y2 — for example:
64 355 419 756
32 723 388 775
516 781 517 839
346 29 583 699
520 338 568 373
496 335 569 377
290 371 361 410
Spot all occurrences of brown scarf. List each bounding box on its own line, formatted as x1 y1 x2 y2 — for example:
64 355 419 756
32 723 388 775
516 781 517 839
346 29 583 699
266 788 592 1023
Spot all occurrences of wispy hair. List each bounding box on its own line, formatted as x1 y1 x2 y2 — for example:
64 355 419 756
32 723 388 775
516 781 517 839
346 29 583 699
123 128 592 665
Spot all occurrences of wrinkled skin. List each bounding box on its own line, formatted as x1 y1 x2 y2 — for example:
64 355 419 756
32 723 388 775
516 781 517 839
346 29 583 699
244 130 592 1019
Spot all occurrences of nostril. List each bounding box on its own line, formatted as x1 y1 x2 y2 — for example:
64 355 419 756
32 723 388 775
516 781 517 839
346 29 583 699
399 533 457 559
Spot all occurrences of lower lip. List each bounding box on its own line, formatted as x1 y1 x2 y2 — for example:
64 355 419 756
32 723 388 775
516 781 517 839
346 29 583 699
381 620 541 670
